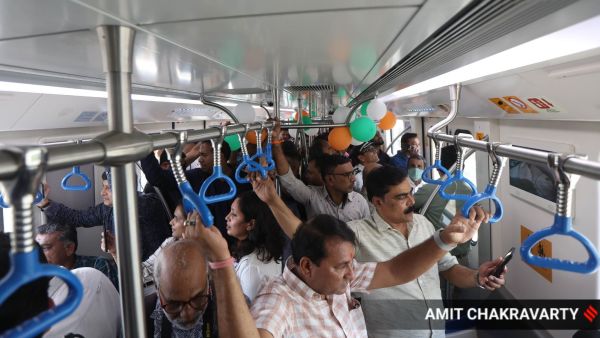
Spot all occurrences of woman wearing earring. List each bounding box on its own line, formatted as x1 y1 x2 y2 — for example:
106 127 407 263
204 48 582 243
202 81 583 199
225 191 285 302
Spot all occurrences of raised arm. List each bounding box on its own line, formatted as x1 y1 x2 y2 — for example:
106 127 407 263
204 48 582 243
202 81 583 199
369 206 489 290
184 211 262 338
250 175 301 239
270 121 290 176
37 184 108 228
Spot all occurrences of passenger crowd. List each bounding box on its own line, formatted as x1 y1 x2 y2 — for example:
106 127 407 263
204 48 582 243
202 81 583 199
0 121 507 338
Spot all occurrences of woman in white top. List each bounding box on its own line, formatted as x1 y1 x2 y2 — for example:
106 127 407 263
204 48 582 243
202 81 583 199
226 191 286 302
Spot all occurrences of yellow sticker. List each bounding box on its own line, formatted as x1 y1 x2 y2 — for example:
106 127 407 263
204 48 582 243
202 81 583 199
521 225 552 282
503 96 538 113
489 97 518 114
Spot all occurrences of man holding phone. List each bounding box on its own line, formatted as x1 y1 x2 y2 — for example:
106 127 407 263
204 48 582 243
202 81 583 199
349 166 507 338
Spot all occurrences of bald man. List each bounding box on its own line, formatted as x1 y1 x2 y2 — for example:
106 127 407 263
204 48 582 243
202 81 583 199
151 240 217 337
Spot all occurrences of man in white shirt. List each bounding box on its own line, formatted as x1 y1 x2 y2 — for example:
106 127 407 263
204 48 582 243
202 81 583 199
348 165 507 338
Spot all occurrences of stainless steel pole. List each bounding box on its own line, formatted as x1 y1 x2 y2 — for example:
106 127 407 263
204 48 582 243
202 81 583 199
97 25 146 337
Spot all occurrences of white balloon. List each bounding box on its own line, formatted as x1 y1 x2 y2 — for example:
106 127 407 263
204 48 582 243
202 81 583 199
350 138 362 146
233 103 256 123
304 128 319 137
332 106 351 124
287 128 298 139
366 99 387 121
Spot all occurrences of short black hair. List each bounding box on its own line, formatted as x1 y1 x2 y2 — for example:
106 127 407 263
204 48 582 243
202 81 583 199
0 233 50 335
400 132 418 150
318 154 351 180
37 223 78 251
365 165 408 202
281 140 301 163
440 145 457 170
291 214 356 266
159 150 170 164
200 140 232 162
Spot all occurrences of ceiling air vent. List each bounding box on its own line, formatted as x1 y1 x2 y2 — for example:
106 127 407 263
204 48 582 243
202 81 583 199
285 84 335 92
352 0 577 104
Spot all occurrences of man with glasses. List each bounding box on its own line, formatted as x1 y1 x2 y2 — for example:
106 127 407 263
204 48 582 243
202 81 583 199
272 127 369 221
152 239 217 337
348 165 507 338
390 132 421 170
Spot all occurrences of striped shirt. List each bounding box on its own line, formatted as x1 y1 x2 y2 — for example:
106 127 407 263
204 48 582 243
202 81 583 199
251 257 376 338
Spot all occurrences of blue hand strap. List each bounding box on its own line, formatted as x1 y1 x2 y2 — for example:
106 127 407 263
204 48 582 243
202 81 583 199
199 127 237 204
0 189 44 208
520 215 599 273
61 166 92 191
461 185 503 223
0 249 84 338
235 154 265 184
200 165 237 204
179 181 213 227
438 170 477 201
422 159 451 185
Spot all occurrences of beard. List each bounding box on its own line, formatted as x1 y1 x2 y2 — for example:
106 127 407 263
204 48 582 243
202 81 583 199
169 311 204 331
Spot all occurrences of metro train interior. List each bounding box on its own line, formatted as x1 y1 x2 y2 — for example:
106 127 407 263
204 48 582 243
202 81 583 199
1 1 600 337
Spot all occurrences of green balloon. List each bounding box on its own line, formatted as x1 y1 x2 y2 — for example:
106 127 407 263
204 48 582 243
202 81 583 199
360 102 369 116
310 110 318 117
224 134 241 151
301 115 313 131
350 117 376 142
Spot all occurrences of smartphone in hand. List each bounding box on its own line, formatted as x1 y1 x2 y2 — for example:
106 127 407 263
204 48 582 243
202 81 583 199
492 247 514 277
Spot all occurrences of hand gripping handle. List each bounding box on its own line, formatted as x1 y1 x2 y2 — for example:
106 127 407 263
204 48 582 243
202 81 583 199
235 154 265 184
461 185 503 223
421 159 451 185
0 189 44 208
520 215 599 273
438 170 477 201
0 249 84 338
61 166 92 191
180 181 214 227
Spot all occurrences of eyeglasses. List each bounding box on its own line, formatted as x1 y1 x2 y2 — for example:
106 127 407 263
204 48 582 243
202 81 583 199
158 283 211 315
396 187 414 200
328 167 361 178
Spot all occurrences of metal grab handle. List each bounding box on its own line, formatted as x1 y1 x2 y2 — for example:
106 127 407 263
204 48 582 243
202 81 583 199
438 170 477 201
461 142 507 223
60 166 92 191
199 126 237 204
235 125 266 183
0 188 44 208
461 185 503 222
0 147 83 337
263 126 276 171
520 215 599 273
164 130 213 227
180 180 214 227
438 134 477 201
0 250 84 338
246 124 270 178
520 153 599 274
421 160 451 185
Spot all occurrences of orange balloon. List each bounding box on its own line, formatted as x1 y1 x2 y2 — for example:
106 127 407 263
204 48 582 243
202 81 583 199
328 127 352 151
378 111 397 130
246 129 267 144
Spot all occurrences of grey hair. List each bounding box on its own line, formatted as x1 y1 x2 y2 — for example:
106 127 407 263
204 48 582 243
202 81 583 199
36 223 78 250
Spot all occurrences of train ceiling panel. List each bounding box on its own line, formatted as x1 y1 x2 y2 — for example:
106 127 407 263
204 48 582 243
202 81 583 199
0 0 599 131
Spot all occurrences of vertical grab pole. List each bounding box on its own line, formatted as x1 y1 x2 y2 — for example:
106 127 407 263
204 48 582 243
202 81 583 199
272 82 282 196
97 25 146 337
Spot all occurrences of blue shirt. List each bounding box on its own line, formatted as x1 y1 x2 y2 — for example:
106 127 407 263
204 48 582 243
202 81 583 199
43 194 171 261
390 152 409 169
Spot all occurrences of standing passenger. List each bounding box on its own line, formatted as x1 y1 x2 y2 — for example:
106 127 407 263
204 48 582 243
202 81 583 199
390 132 420 169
